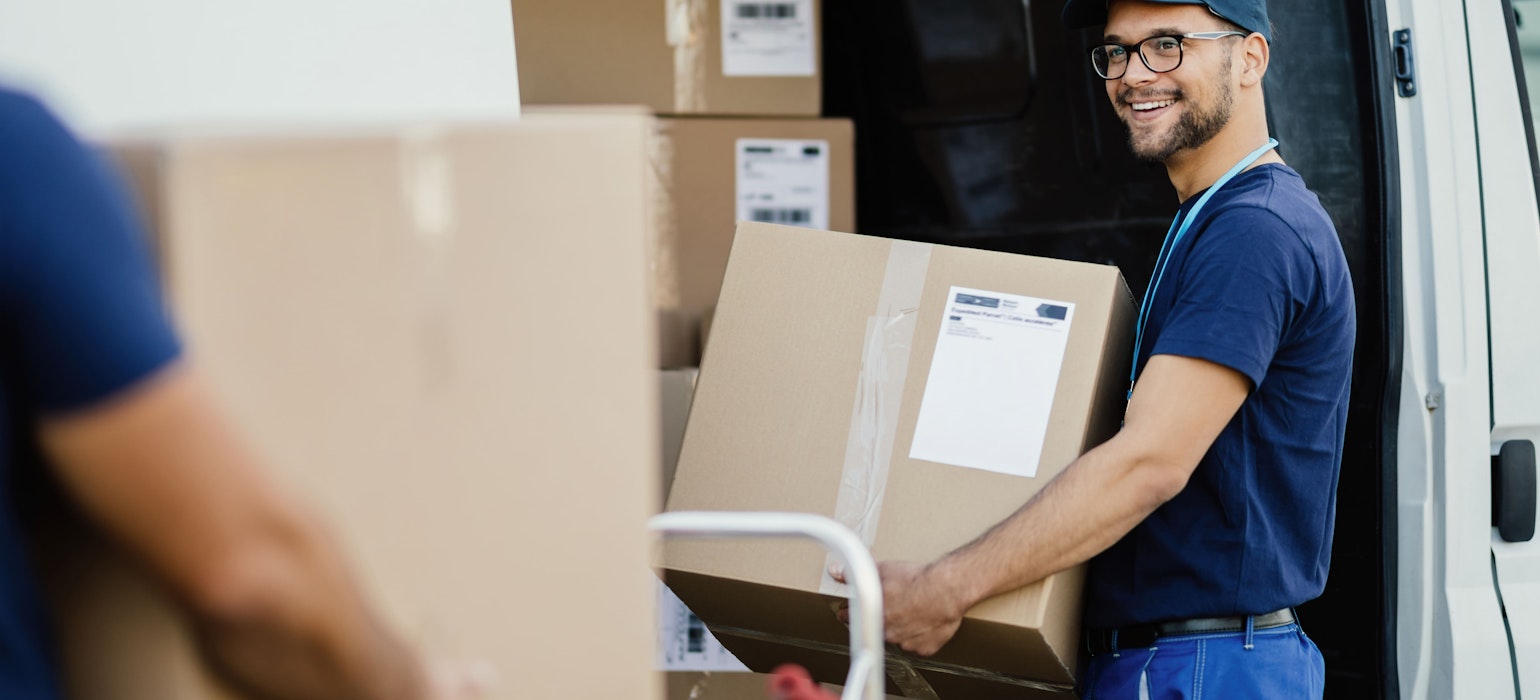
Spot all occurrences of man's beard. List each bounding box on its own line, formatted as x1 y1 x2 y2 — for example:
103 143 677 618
1122 56 1236 163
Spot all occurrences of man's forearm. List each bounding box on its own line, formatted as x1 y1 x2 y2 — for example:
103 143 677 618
926 354 1251 611
870 356 1249 656
930 434 1186 611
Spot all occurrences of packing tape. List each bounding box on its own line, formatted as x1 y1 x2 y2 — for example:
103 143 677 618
398 131 457 388
646 122 682 309
670 0 708 111
709 624 1077 696
883 658 941 700
400 129 456 247
821 239 931 597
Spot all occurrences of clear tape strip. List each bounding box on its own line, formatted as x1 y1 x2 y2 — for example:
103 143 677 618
884 658 941 700
400 129 456 246
820 240 931 596
399 131 457 388
708 624 1077 695
671 0 707 112
646 122 681 309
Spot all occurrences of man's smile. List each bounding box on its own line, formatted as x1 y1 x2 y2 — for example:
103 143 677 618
1123 94 1180 122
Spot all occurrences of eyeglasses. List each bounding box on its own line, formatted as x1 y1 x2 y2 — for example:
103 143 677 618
1089 31 1248 80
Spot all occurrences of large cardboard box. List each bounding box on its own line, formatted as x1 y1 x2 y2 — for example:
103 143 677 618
662 223 1136 698
40 114 661 700
513 0 821 116
526 109 853 368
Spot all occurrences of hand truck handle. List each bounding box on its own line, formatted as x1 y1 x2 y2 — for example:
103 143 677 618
650 511 885 700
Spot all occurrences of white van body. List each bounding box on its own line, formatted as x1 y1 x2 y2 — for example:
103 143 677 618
1389 0 1540 696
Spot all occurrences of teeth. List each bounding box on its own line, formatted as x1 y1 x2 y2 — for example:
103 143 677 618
1131 99 1176 111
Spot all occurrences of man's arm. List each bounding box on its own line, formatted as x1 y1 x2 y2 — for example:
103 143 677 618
39 362 428 700
843 353 1250 656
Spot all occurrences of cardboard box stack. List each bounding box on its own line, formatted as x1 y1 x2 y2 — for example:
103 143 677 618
662 222 1136 698
515 0 845 369
40 114 661 700
516 2 851 692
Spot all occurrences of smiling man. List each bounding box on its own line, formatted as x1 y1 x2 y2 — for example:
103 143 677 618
842 0 1356 697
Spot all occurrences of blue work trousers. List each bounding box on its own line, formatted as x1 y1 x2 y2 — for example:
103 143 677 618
1082 623 1325 699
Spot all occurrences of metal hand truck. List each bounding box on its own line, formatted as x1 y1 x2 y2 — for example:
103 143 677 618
649 512 885 700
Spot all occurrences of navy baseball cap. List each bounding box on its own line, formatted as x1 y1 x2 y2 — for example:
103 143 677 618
1062 0 1271 43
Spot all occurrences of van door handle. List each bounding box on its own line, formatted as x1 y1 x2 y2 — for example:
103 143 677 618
1492 440 1537 542
1393 29 1417 98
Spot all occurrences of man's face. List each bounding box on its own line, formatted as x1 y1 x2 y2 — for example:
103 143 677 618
1102 1 1241 163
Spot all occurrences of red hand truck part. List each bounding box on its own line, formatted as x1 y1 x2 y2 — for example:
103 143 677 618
768 664 842 700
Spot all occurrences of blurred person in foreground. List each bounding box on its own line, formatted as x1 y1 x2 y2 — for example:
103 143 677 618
837 0 1354 697
0 87 481 699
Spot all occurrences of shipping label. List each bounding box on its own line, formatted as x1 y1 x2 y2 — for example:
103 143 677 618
721 0 817 76
908 287 1076 478
656 582 750 672
736 138 830 230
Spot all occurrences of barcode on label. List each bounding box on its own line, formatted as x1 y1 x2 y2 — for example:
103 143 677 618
685 613 706 653
751 208 813 225
736 2 797 19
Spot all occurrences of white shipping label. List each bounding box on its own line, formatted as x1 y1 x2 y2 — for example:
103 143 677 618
721 0 817 76
656 582 750 672
736 138 830 230
908 287 1076 478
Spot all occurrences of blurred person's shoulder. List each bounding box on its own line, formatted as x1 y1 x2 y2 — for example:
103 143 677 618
0 86 77 147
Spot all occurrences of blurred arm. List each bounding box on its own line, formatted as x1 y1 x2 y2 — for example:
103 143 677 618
39 362 428 700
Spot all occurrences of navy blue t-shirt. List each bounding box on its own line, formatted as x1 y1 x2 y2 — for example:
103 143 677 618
1085 163 1356 628
0 89 182 698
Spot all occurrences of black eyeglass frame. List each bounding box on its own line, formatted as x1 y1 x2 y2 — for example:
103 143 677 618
1089 31 1249 80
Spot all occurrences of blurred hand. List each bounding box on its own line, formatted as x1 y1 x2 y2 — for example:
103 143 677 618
833 560 969 657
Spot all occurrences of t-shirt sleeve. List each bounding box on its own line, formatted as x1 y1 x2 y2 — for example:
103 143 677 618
1150 206 1308 388
0 92 182 414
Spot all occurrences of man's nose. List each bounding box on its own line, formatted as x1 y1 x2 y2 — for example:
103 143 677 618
1121 51 1158 87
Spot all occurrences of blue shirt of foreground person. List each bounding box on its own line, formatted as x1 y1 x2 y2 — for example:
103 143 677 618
0 88 484 700
835 1 1355 697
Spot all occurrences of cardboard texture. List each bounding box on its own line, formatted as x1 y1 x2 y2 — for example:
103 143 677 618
662 223 1136 698
512 0 821 116
667 671 891 700
40 114 661 700
661 369 701 507
668 672 774 700
526 109 854 368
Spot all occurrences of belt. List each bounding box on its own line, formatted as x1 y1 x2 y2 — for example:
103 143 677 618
1084 608 1296 656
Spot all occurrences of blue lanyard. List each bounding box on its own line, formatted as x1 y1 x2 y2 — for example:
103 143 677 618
1128 138 1279 400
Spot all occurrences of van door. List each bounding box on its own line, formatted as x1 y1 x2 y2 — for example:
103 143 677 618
1474 0 1540 694
1386 0 1519 696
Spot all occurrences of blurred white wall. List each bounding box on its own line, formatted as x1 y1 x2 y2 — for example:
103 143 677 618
0 0 520 136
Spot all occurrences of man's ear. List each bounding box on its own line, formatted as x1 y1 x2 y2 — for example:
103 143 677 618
1239 34 1270 87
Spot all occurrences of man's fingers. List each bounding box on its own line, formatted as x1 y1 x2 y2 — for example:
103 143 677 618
828 563 846 583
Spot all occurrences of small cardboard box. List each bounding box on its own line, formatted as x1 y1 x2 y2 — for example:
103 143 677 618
650 117 854 367
525 109 854 368
40 114 662 700
512 0 821 116
662 222 1136 698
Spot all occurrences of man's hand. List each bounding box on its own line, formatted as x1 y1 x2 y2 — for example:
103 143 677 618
835 560 972 657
